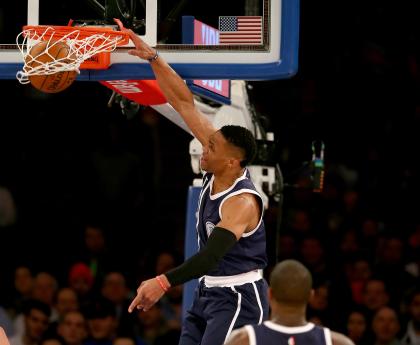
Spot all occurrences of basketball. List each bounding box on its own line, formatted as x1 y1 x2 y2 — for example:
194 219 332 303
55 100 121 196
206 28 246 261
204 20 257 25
27 41 78 93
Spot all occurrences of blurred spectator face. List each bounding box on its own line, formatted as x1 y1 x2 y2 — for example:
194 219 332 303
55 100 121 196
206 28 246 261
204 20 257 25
309 285 329 311
340 230 359 254
291 210 311 233
409 292 420 324
363 280 389 311
408 226 420 249
156 253 175 275
381 238 403 264
301 238 324 267
25 308 50 341
362 219 378 238
113 337 135 345
372 307 400 343
343 191 359 211
347 311 367 342
56 288 79 316
58 311 87 345
351 259 371 282
69 263 94 296
348 260 371 304
85 226 105 254
85 298 117 340
41 339 63 345
101 272 128 304
88 316 117 340
69 278 91 297
33 272 58 306
278 235 296 259
15 266 34 297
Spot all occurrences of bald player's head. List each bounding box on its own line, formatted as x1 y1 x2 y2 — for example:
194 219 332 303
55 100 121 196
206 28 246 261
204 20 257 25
269 260 312 306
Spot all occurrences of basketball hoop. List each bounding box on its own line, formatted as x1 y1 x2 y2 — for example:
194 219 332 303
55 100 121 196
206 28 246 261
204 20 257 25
16 19 130 84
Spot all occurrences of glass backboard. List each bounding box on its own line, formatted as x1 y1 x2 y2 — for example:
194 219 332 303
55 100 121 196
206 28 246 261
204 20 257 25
0 0 299 80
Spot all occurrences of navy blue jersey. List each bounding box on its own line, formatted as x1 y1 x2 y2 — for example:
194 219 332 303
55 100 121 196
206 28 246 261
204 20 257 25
196 169 267 276
246 321 332 345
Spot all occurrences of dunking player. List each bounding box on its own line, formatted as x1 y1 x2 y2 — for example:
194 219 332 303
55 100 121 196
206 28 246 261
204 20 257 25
125 30 269 345
225 260 355 345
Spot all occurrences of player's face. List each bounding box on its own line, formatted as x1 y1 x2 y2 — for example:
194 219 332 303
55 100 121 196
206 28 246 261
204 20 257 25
200 131 231 173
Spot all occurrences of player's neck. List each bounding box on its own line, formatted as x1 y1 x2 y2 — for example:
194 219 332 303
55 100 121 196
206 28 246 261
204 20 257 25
213 168 245 194
271 305 308 327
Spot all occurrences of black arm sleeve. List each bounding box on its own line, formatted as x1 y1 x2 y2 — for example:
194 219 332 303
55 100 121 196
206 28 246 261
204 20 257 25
165 227 237 286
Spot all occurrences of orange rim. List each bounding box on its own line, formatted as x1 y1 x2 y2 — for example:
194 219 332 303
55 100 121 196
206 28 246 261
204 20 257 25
22 19 129 46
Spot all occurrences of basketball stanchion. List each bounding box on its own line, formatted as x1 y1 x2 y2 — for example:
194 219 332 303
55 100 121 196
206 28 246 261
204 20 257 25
15 19 130 93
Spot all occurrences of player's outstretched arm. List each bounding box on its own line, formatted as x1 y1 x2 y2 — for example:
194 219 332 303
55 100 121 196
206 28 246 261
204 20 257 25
331 331 356 345
128 225 238 313
126 29 215 145
128 195 259 314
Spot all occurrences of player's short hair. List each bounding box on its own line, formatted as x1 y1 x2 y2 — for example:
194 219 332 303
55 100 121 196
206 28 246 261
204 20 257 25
270 260 312 305
219 125 256 167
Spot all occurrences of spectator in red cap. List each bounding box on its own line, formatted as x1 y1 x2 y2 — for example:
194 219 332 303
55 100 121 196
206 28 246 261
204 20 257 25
68 263 94 308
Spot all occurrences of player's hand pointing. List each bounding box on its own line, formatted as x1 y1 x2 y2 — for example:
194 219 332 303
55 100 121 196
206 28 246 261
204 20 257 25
128 277 166 313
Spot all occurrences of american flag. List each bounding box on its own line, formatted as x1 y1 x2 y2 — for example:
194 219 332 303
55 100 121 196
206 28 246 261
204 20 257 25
218 16 262 45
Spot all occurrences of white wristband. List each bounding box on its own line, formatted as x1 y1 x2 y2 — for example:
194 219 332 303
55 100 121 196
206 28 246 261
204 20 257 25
147 50 159 62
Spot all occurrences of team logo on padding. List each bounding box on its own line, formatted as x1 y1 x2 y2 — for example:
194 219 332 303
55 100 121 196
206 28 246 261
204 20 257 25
205 221 215 237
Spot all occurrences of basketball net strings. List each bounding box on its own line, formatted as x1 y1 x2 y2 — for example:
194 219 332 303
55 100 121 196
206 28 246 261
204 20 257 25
16 27 124 84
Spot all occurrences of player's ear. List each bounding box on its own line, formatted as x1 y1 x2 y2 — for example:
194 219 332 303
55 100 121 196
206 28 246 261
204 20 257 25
228 157 241 168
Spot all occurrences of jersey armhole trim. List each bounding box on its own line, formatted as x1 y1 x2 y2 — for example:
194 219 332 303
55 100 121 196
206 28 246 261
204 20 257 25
218 189 264 237
245 325 256 345
324 327 332 345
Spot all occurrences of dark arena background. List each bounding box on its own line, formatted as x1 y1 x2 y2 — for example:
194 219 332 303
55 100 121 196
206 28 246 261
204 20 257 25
0 1 419 345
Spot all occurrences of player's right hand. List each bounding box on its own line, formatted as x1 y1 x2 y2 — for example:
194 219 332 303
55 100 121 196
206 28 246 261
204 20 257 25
124 29 157 61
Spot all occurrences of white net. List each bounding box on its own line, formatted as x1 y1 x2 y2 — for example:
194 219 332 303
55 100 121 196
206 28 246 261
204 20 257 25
16 26 126 84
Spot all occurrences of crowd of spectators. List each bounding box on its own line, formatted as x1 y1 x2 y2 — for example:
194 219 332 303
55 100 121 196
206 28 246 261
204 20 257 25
0 225 184 345
0 162 419 345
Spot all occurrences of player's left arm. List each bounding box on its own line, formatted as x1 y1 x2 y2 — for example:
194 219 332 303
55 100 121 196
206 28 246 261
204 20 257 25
128 194 258 313
217 193 260 239
224 328 250 345
164 193 259 282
